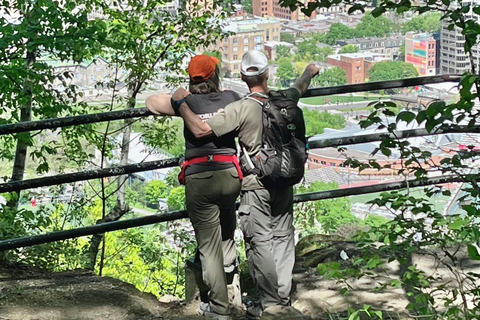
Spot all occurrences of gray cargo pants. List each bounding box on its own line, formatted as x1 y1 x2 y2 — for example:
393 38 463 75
185 167 241 315
238 185 295 309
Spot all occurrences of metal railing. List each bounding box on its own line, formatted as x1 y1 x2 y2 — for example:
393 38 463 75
0 74 464 251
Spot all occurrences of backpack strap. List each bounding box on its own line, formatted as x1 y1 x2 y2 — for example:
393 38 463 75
244 92 269 105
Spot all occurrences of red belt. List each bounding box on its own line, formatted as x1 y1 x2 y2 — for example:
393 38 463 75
178 155 243 185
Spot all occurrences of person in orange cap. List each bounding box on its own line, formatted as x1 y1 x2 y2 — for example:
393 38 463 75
146 55 242 320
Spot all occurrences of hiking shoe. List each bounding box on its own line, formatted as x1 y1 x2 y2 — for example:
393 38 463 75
246 304 263 320
200 304 231 320
197 302 209 315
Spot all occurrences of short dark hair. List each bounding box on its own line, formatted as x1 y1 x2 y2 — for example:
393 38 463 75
189 66 220 94
241 69 268 87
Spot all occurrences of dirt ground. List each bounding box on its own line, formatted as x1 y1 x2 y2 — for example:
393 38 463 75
0 247 478 320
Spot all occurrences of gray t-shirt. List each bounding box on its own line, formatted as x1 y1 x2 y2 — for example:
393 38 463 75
207 87 301 190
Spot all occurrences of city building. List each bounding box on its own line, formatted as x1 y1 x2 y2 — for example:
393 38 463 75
307 122 459 178
326 52 390 84
440 1 480 74
336 35 404 60
263 40 294 60
405 32 436 76
252 0 319 20
204 16 281 75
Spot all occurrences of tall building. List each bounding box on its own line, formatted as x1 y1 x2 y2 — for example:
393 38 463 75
405 32 436 76
204 17 281 75
327 52 390 84
252 0 317 20
440 0 480 74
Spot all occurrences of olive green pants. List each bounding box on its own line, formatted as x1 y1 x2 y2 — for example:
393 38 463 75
185 167 241 315
238 185 295 309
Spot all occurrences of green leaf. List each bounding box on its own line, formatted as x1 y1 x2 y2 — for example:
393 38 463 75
348 310 360 320
397 111 416 124
467 244 480 260
448 218 466 230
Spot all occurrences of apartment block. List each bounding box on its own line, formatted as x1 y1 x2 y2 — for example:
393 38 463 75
337 36 404 60
440 1 480 74
204 17 281 75
405 32 436 76
327 52 390 84
252 0 317 20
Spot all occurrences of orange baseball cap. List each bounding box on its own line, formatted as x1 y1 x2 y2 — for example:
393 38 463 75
188 55 220 82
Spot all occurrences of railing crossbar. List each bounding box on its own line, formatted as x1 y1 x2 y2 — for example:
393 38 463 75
0 173 466 251
0 75 461 136
1 125 476 194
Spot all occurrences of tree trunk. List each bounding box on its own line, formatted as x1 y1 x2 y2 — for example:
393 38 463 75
8 51 35 208
85 91 137 271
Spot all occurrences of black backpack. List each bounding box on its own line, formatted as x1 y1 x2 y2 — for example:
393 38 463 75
243 91 307 188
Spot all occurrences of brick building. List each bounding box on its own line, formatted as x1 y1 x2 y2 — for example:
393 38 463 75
326 52 390 84
252 0 317 20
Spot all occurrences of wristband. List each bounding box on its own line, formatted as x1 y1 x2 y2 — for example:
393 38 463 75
171 97 187 116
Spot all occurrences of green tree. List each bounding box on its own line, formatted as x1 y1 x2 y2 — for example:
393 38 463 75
167 187 186 210
302 108 346 136
295 181 353 234
276 58 296 86
202 50 222 63
368 61 419 82
0 0 106 208
312 67 347 88
130 180 147 207
242 0 253 14
276 45 292 59
402 12 441 33
355 13 392 37
338 44 359 54
280 33 296 44
321 23 356 45
296 39 333 61
145 180 167 208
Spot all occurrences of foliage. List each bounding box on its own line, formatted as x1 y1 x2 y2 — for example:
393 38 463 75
294 181 352 236
167 187 186 211
296 39 333 61
276 58 296 86
302 108 346 136
316 22 356 45
338 44 359 54
368 61 419 82
100 225 195 298
402 12 441 34
130 180 147 207
355 13 392 38
202 50 222 63
0 0 108 178
280 33 296 44
242 0 253 14
276 45 292 59
145 180 167 208
137 117 184 157
315 14 391 45
312 67 347 88
279 0 480 318
165 167 182 189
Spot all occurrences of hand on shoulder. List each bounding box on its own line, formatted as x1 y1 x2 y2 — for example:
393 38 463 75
172 87 191 101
